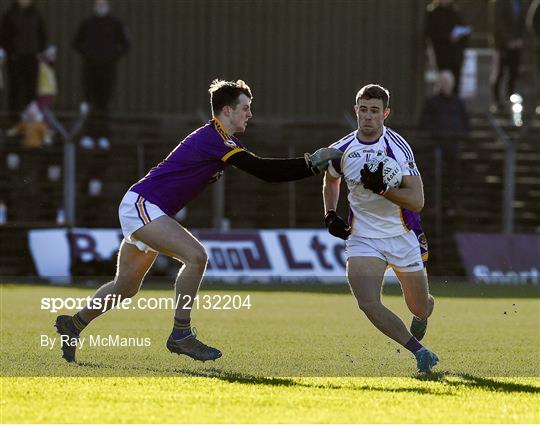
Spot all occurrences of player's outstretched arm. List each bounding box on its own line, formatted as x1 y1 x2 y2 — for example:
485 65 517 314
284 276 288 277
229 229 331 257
226 148 342 183
383 175 425 212
323 172 351 240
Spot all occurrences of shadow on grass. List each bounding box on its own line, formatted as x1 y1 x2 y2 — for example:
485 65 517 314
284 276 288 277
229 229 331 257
68 363 539 396
172 367 451 395
415 371 540 394
71 362 447 395
174 368 302 387
155 367 539 396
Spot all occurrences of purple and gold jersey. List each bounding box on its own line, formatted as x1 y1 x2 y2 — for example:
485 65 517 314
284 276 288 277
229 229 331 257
130 118 245 216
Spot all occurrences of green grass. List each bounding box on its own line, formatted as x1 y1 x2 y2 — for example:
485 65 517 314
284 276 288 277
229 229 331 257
1 283 539 423
2 376 539 423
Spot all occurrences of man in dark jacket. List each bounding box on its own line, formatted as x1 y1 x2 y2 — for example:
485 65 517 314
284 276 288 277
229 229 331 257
527 0 540 112
72 0 130 114
420 71 469 216
425 0 470 96
490 0 528 110
0 0 47 121
420 71 469 140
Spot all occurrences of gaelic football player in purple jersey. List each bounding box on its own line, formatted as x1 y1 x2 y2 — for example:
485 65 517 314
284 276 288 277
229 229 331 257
55 79 342 363
323 84 438 373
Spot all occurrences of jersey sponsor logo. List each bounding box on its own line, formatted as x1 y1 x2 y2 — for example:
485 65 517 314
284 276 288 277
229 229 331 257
344 176 363 186
224 139 237 148
348 149 380 158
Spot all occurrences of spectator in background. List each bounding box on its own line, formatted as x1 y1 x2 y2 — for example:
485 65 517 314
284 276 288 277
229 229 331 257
37 45 57 120
72 0 130 117
7 101 49 148
420 71 469 216
425 0 471 96
490 0 528 112
0 0 47 122
0 49 4 94
420 70 469 140
527 0 540 113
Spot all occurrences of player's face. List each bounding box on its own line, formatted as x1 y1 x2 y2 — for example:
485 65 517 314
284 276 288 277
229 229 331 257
355 98 389 140
229 94 253 133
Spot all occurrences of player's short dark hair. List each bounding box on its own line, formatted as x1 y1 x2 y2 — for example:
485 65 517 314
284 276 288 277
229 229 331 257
355 84 390 109
209 79 252 116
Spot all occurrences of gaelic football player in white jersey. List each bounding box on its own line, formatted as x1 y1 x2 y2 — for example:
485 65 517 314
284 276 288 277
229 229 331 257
322 84 439 373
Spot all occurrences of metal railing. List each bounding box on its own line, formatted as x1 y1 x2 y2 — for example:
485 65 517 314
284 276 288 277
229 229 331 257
487 112 515 234
44 105 89 227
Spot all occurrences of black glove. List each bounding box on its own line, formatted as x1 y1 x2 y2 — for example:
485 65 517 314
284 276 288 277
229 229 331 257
360 162 388 195
324 210 351 240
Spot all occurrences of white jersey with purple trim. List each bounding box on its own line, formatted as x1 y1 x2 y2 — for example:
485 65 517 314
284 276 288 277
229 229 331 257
327 126 422 238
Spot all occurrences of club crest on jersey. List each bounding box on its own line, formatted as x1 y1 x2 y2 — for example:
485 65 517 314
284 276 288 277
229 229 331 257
224 139 237 148
417 232 428 248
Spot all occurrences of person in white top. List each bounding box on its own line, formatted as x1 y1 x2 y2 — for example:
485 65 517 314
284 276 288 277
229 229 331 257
322 84 439 373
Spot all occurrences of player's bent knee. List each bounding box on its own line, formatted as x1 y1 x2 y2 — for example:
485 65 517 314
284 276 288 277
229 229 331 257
410 300 432 320
356 299 383 314
185 248 208 268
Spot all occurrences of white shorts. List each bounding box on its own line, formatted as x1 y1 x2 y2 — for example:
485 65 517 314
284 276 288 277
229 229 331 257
346 230 428 272
118 191 167 253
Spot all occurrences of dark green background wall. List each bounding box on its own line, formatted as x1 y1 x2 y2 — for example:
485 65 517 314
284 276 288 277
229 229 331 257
3 0 435 119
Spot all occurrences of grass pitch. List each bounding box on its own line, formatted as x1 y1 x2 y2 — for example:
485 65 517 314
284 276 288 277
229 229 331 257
1 283 539 423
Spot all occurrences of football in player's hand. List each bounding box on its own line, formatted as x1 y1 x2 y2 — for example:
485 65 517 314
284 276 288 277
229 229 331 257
366 156 402 188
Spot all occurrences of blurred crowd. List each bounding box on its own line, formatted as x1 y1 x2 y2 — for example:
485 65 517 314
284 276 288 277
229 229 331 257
421 0 538 220
0 0 130 225
0 0 538 226
0 0 129 148
424 0 539 123
0 0 538 145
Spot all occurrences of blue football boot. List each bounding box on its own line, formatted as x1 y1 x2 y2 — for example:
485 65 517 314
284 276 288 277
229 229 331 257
415 348 439 373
